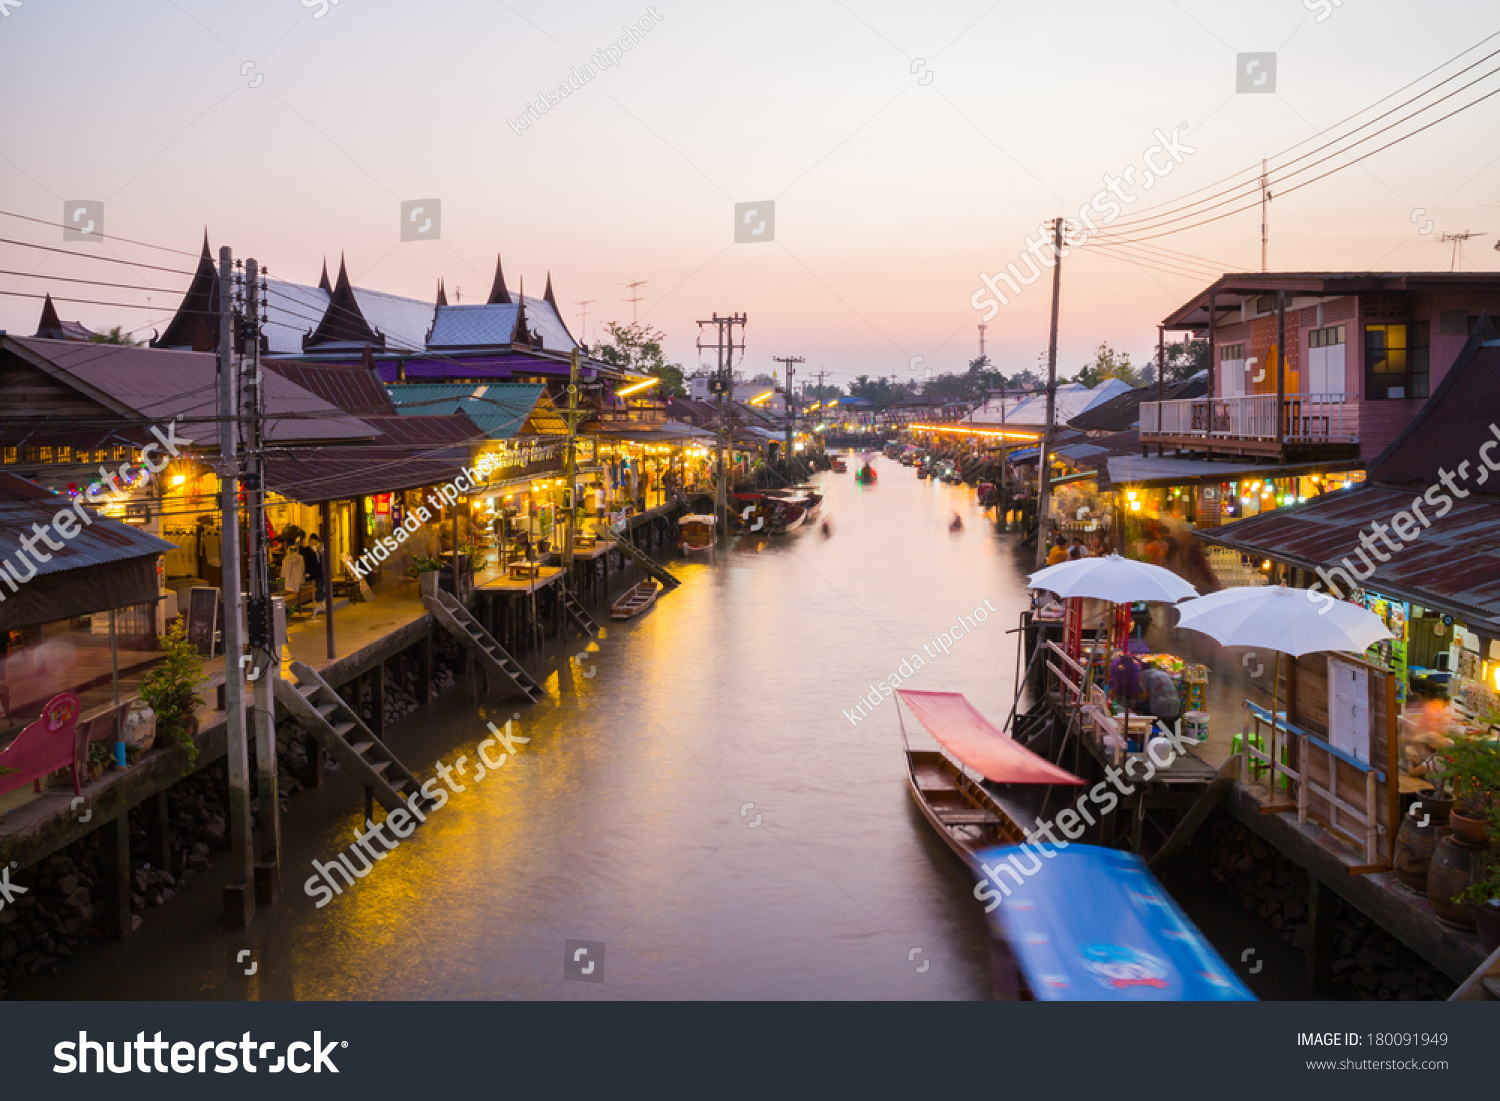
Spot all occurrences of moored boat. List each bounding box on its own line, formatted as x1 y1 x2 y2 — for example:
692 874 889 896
678 513 717 554
611 579 660 619
896 689 1253 1002
830 457 848 473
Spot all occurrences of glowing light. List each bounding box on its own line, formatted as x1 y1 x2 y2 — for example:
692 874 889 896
749 390 774 405
1262 560 1271 569
1126 490 1138 500
1130 500 1142 511
616 378 661 398
171 474 186 486
1493 664 1500 692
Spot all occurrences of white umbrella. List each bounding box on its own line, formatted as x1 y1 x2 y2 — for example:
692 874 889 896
1174 583 1393 656
1173 583 1393 799
1027 553 1199 604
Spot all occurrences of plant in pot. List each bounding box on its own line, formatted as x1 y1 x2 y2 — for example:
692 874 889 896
137 622 206 766
1459 804 1500 953
1434 734 1500 846
406 554 449 597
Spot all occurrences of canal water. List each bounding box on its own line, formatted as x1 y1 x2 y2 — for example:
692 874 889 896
18 456 1306 1000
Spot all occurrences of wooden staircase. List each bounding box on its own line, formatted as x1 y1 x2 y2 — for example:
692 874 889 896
559 586 599 638
1450 944 1500 1000
274 662 425 813
591 522 681 590
422 589 546 703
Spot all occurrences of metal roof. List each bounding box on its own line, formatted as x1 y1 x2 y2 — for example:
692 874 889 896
266 360 396 418
1 336 375 447
385 383 553 439
1368 330 1500 488
1104 453 1342 489
261 277 436 355
1068 375 1207 433
1196 485 1500 628
426 296 578 352
0 472 175 576
970 379 1133 428
1159 272 1500 329
263 413 479 503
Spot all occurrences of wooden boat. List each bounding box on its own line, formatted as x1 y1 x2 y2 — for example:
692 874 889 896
611 579 659 619
678 513 717 554
896 689 1254 1002
830 457 848 473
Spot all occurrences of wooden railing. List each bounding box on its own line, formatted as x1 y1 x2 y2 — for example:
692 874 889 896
1140 393 1356 444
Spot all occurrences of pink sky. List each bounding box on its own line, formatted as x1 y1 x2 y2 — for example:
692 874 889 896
2 0 1497 386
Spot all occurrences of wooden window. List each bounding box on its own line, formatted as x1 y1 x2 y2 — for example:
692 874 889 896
1364 324 1408 400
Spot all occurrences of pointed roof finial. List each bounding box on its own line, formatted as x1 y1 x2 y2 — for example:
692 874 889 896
436 278 448 307
543 271 557 307
302 253 384 351
35 293 63 338
513 276 531 344
318 257 332 293
487 254 512 305
200 229 211 258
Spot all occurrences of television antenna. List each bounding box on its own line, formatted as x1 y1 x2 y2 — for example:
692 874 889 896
621 280 647 325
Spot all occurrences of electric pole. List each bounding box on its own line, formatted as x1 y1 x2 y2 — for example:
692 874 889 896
696 313 747 544
242 259 280 905
563 347 582 577
774 354 804 471
219 246 254 928
1035 217 1064 569
1260 158 1271 272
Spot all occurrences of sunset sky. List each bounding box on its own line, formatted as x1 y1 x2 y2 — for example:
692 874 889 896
2 0 1498 386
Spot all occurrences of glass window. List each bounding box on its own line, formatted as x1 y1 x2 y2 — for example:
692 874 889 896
1365 324 1408 400
1410 320 1429 399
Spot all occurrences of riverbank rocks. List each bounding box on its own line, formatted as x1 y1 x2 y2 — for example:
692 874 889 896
1207 815 1453 1000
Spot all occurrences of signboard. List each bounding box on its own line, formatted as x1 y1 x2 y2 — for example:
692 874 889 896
185 586 221 657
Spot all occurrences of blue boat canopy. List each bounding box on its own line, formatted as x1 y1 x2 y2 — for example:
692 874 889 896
976 844 1255 1002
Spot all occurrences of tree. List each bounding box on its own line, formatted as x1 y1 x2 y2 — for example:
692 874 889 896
847 374 911 404
591 321 687 396
1160 337 1209 384
1074 342 1145 387
89 326 139 346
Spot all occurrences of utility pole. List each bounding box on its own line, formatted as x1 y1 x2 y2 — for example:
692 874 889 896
243 260 280 905
1035 217 1064 569
978 323 986 359
696 313 747 544
219 246 254 928
998 377 1009 530
623 281 648 325
1260 158 1271 272
774 354 804 471
562 347 582 577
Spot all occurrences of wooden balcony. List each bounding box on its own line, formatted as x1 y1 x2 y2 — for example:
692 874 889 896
1139 393 1359 461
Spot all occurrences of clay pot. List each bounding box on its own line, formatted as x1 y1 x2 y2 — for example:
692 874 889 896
1474 900 1500 955
1427 834 1480 928
1394 801 1451 893
1450 811 1489 847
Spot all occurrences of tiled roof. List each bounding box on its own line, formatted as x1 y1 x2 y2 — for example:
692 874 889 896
385 383 554 439
427 296 578 352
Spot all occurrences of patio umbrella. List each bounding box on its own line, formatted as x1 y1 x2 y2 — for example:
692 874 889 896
1173 583 1392 657
1173 583 1393 796
1027 553 1199 604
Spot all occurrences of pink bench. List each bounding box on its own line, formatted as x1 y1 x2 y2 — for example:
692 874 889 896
0 694 82 798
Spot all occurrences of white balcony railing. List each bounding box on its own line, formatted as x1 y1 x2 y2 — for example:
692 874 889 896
1140 393 1356 444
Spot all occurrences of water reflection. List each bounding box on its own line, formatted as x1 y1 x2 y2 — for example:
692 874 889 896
21 458 1045 1000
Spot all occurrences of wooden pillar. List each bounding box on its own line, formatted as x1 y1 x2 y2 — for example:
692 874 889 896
99 813 133 941
370 660 385 740
1206 291 1217 444
417 631 433 705
1276 289 1287 445
321 500 335 659
1306 876 1337 992
143 790 172 873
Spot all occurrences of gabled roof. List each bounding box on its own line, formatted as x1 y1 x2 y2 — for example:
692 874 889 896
1161 272 1500 330
33 294 94 342
1367 318 1500 489
385 382 560 438
0 336 375 447
303 256 383 351
971 379 1132 428
425 293 578 352
152 233 220 351
263 413 478 503
1068 375 1208 433
264 359 397 418
488 254 513 305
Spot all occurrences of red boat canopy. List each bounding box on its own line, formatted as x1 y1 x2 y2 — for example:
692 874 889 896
897 690 1084 786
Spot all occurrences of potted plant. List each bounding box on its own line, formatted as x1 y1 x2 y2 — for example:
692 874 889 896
406 555 448 597
1459 805 1500 952
138 622 206 766
1435 734 1500 846
86 740 113 782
